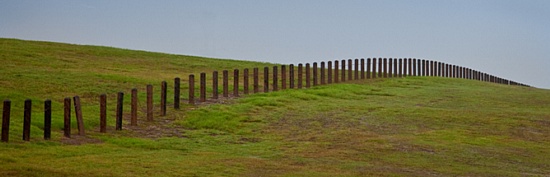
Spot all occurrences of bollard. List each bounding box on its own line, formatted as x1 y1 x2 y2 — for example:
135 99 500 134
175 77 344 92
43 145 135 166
200 73 206 101
383 58 387 78
64 98 71 138
281 65 286 89
223 70 229 97
378 58 383 78
213 71 219 99
388 58 393 78
398 59 403 77
116 92 123 131
244 69 250 94
361 58 365 79
320 62 326 84
366 58 371 79
23 99 31 141
327 61 333 84
189 74 195 104
253 68 259 93
350 59 354 80
312 63 317 86
146 85 153 121
372 58 377 78
298 64 303 88
272 66 278 91
341 60 346 82
73 96 85 136
289 65 295 89
1 100 10 142
234 69 240 96
408 58 412 76
161 81 167 116
174 77 180 109
44 99 51 140
100 94 107 132
334 60 339 83
305 63 311 88
131 88 137 126
264 67 269 92
394 58 398 77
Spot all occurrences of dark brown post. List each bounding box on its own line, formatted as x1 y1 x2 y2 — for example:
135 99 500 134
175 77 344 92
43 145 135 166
272 66 278 91
23 99 31 141
253 68 259 93
131 89 137 126
244 69 249 94
161 81 167 116
341 60 346 82
320 62 326 84
264 67 269 92
388 58 393 78
281 65 286 89
366 58 371 79
408 58 412 76
398 59 403 77
312 62 318 86
412 59 417 76
1 100 10 142
100 94 107 132
373 58 378 78
64 97 71 138
429 61 433 76
44 99 51 140
189 74 195 104
327 61 333 84
418 59 423 76
234 69 240 96
223 70 229 97
146 85 153 121
361 58 365 79
116 92 123 131
213 71 219 99
298 64 303 88
393 58 398 77
334 60 339 83
383 58 388 78
354 59 358 80
73 96 85 136
306 63 311 88
200 73 206 101
289 65 295 88
174 77 180 109
379 58 384 77
348 59 353 81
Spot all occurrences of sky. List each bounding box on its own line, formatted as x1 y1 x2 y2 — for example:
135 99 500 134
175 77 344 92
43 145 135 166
1 0 549 88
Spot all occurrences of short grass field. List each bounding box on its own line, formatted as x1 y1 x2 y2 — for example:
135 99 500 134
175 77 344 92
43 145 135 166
1 38 549 176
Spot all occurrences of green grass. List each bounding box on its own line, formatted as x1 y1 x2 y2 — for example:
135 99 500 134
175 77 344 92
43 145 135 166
1 38 550 176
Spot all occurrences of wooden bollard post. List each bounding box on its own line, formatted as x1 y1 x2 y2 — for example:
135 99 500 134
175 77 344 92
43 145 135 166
174 78 180 109
393 58 398 77
64 98 71 138
408 58 412 76
388 58 393 78
23 99 31 141
372 58 377 78
341 60 346 82
201 73 207 101
424 60 429 76
412 59 417 76
334 60 339 83
438 62 442 77
348 59 353 81
327 61 333 83
253 68 259 93
378 58 383 78
264 67 269 92
320 62 326 85
73 96 85 136
298 64 303 88
430 61 434 76
44 99 51 140
161 81 167 116
100 94 107 132
398 59 403 77
131 88 138 126
234 69 240 96
305 63 311 88
361 58 365 79
383 58 387 78
146 85 153 121
116 92 123 131
223 70 229 97
366 58 371 79
418 59 423 76
244 69 249 94
189 74 195 104
213 71 219 99
281 65 287 89
2 100 11 142
272 66 278 91
312 63 317 86
289 65 295 88
354 59 358 80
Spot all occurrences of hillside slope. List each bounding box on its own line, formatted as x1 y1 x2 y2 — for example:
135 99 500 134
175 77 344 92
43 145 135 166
1 38 549 176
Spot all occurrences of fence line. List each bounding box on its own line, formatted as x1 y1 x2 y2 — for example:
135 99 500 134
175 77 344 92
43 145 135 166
0 58 529 143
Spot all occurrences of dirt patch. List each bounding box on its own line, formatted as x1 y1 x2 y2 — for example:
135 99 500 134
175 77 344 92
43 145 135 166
61 135 103 145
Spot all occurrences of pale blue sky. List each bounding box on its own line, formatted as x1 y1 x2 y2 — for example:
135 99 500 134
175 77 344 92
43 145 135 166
1 0 549 88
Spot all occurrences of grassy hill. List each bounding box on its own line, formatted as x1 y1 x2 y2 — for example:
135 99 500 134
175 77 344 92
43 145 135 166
1 38 549 176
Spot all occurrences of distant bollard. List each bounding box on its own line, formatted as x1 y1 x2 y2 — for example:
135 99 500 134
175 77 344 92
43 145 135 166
281 66 287 89
64 98 71 138
234 69 239 96
312 63 318 86
243 69 249 94
44 99 51 140
334 60 339 83
360 58 365 79
146 85 153 121
116 92 123 131
100 94 107 132
272 66 278 91
341 60 346 82
366 58 371 79
305 63 311 88
264 67 269 92
407 58 412 76
320 62 326 85
23 99 31 141
298 64 303 88
350 59 355 80
1 100 10 142
189 74 195 104
398 59 403 77
223 70 229 97
412 59 417 76
383 58 388 78
289 65 295 88
131 88 138 126
388 58 393 78
213 71 219 99
174 77 180 109
201 73 207 101
253 68 259 93
378 58 383 78
161 81 167 116
393 58 398 78
73 96 85 136
327 61 333 83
